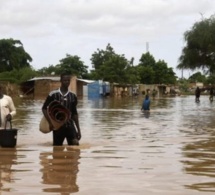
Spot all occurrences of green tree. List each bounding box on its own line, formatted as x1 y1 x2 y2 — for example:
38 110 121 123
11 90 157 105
0 66 37 84
164 67 177 84
91 43 115 70
138 52 156 84
57 54 88 78
138 65 155 84
188 72 206 83
126 65 140 85
0 38 32 72
96 54 130 83
37 55 89 78
37 65 60 76
205 74 215 85
178 78 190 93
177 15 215 74
137 52 176 84
90 44 138 84
139 52 156 67
154 60 176 84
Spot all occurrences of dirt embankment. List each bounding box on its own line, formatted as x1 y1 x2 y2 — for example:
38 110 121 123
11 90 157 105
1 82 20 97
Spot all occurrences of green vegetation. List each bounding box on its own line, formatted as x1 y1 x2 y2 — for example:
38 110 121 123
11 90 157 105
1 13 215 89
138 52 176 84
89 44 177 84
37 54 88 78
0 39 177 85
0 38 32 72
177 14 215 75
89 44 135 84
0 67 37 84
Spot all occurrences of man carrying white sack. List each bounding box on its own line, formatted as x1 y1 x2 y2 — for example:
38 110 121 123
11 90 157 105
0 85 16 129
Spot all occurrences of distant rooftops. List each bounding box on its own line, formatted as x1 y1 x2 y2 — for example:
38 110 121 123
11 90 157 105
28 77 95 83
28 77 60 81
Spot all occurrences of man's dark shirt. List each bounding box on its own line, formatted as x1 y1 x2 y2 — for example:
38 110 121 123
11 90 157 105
42 89 78 124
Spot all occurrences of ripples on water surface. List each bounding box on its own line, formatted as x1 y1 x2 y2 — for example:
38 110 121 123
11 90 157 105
1 95 215 195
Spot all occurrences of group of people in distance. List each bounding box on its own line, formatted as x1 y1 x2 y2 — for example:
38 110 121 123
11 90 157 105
141 86 215 114
195 86 214 103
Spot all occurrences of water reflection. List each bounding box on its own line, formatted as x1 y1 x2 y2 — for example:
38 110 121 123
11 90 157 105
142 110 150 118
1 96 215 194
182 137 215 192
40 146 80 194
0 148 17 192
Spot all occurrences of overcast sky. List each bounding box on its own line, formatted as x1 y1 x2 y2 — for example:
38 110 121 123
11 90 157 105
1 0 215 78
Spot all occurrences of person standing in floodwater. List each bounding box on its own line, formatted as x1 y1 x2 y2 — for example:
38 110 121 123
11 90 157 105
209 87 214 102
0 85 16 129
42 72 81 146
195 87 201 103
141 95 150 111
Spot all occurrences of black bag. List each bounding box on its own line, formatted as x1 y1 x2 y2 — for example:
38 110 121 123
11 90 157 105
0 121 18 148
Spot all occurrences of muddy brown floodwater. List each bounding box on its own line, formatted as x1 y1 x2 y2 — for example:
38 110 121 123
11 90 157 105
1 95 215 195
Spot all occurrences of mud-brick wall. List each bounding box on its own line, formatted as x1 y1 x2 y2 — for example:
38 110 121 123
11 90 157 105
34 76 77 100
69 76 77 94
76 81 84 96
34 80 61 100
50 81 61 92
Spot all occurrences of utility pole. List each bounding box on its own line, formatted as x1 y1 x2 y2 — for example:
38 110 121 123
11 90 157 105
181 68 184 79
146 42 149 52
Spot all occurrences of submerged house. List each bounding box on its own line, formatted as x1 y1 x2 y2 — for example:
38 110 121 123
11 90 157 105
20 76 110 99
20 77 61 99
20 76 85 99
76 78 95 97
138 84 168 97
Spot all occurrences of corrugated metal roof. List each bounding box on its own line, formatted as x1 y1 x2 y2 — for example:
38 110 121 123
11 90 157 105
28 77 60 81
77 78 95 83
28 77 96 83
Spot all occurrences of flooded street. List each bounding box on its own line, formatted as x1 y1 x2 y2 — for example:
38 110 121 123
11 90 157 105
1 95 215 195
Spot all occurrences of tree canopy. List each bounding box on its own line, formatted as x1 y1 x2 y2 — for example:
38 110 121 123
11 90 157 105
0 38 32 72
177 15 215 74
188 71 206 83
37 54 88 78
90 44 138 84
0 38 177 85
137 52 177 84
58 54 88 78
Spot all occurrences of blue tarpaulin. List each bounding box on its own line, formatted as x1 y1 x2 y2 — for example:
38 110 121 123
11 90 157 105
88 81 110 98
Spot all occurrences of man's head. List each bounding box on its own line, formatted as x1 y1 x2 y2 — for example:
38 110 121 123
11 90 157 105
60 72 71 89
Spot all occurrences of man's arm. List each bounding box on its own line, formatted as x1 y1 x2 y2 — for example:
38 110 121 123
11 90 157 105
6 96 16 121
72 114 81 140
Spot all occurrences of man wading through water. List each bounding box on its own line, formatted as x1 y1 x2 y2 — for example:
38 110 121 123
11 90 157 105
0 85 16 129
42 72 81 146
